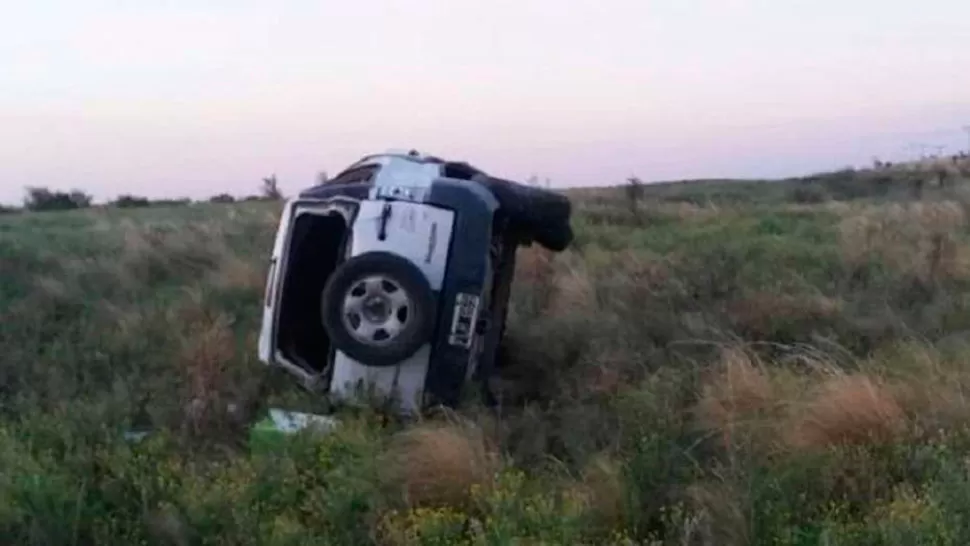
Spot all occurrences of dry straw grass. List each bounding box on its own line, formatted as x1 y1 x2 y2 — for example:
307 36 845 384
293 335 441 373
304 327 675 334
726 291 842 337
116 219 221 278
112 217 267 293
579 199 724 225
905 156 969 178
696 348 913 455
655 201 724 222
168 290 238 433
515 245 557 285
780 201 854 215
380 419 500 510
547 261 596 316
572 453 626 528
784 374 907 451
694 348 784 452
683 482 749 546
608 248 673 286
514 246 560 314
839 201 970 282
208 253 266 292
877 343 970 432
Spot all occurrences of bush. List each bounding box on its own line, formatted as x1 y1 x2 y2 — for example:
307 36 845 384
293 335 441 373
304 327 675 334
112 195 151 208
23 187 93 211
209 193 236 204
791 184 830 204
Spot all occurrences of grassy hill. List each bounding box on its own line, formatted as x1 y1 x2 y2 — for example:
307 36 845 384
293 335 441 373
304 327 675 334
5 162 970 544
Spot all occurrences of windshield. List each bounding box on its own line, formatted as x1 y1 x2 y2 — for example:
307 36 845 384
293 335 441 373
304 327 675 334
323 164 381 186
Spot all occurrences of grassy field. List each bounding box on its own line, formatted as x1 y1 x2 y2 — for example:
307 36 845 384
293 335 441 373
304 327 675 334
6 162 970 544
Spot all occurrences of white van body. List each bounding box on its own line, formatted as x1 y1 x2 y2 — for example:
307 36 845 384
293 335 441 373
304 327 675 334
258 153 471 413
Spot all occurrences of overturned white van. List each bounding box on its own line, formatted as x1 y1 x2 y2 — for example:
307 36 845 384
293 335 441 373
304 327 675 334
258 151 573 414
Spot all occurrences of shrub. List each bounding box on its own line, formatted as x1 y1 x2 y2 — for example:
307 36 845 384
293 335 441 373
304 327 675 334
112 194 151 208
380 419 500 510
209 193 236 204
791 184 830 204
23 186 93 211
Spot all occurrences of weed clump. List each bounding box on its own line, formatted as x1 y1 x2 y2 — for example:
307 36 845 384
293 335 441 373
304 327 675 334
381 419 500 510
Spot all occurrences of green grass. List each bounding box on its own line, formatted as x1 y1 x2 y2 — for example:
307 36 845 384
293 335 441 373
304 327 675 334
7 180 970 544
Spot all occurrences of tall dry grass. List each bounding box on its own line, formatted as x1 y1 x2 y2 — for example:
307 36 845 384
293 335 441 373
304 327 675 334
573 453 627 529
839 201 970 282
726 291 843 339
694 348 791 455
784 374 907 451
693 341 970 460
170 292 239 435
380 418 501 510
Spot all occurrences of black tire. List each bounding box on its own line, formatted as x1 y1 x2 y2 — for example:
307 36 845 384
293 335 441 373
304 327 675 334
473 175 574 251
531 222 574 252
321 251 437 367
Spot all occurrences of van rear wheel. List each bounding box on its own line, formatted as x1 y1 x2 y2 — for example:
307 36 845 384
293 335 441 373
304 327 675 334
321 251 436 367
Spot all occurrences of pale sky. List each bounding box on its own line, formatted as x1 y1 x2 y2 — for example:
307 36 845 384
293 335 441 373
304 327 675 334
1 0 969 204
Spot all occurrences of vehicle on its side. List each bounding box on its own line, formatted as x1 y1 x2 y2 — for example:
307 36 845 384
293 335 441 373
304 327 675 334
258 150 573 414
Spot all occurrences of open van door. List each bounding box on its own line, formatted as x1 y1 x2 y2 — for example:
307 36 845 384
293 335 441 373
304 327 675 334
258 197 359 391
258 198 296 367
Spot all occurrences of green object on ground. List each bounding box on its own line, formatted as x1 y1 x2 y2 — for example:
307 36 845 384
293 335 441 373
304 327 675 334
248 409 340 454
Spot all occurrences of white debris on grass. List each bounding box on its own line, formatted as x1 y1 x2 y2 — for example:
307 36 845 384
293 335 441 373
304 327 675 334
265 408 340 434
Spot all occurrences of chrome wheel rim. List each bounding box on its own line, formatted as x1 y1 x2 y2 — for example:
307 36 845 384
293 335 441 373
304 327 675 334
340 274 412 346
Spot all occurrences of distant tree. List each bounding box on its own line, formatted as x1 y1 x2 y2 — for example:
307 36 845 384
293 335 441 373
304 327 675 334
23 186 93 212
625 176 645 221
209 193 236 204
261 174 283 200
112 194 151 208
69 190 92 208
